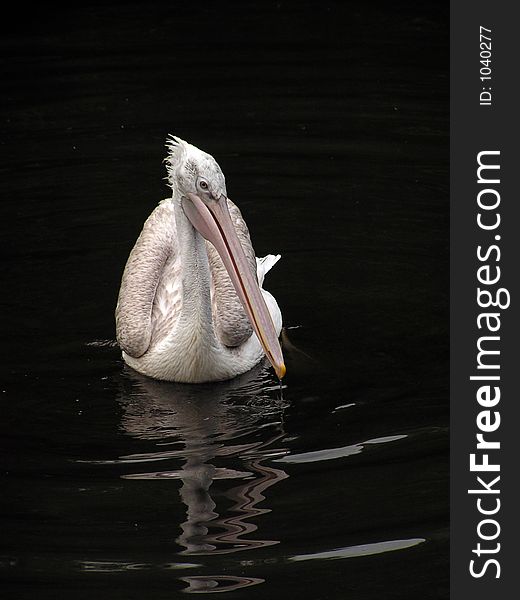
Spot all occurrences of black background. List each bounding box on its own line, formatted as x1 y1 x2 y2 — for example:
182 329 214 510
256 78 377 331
2 2 449 598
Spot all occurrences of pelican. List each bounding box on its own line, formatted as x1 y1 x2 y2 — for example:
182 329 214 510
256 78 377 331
115 137 285 383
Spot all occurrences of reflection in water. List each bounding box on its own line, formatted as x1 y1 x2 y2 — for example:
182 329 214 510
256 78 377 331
289 538 426 562
179 575 265 594
115 365 288 592
276 434 408 464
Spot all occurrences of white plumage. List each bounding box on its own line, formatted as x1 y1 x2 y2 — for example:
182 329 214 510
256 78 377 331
115 138 285 383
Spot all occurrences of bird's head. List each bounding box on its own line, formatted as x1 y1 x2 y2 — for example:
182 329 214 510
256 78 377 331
166 136 227 202
163 136 286 381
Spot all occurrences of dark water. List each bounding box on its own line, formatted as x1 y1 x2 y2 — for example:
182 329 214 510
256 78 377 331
1 1 449 598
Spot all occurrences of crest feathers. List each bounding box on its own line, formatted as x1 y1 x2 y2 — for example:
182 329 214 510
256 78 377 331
165 135 188 179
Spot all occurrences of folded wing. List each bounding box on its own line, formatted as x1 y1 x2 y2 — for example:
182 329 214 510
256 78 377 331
115 201 176 358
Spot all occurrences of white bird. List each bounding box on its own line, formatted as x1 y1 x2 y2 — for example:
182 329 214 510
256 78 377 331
115 137 285 383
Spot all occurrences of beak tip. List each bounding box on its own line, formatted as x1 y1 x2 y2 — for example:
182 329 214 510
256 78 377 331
276 363 286 380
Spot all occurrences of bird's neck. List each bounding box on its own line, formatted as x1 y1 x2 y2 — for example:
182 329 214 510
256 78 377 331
173 197 216 343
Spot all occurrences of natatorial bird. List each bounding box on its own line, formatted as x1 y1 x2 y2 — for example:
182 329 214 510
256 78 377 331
115 137 285 383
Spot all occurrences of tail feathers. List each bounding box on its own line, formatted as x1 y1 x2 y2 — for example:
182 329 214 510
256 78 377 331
256 254 281 286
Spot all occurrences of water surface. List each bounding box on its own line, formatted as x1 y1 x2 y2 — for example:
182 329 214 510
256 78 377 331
1 1 449 598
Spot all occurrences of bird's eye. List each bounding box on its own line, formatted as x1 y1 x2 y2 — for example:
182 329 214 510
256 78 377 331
199 179 208 190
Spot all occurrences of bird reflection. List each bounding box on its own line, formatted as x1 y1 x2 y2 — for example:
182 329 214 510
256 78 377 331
115 363 289 559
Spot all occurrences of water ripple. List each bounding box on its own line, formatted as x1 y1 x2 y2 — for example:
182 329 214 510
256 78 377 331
276 434 408 464
289 538 426 562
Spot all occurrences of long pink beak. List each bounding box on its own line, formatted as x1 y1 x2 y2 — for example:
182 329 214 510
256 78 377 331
182 192 286 379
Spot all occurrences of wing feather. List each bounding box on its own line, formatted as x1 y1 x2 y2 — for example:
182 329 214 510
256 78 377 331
115 200 176 357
